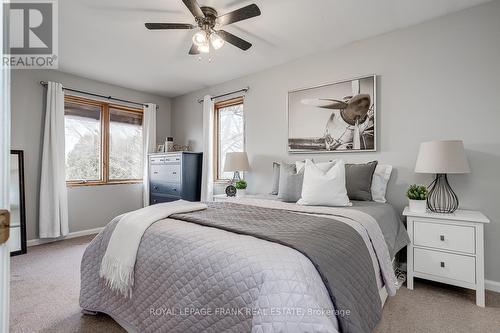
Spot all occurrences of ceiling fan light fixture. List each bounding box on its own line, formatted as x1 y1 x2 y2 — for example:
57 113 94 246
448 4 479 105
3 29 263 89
197 42 210 53
192 31 208 47
210 32 225 50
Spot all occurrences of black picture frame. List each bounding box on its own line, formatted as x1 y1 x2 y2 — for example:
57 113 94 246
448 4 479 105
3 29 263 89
10 150 27 256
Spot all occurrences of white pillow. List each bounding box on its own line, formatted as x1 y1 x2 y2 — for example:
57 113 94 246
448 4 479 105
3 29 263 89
296 160 336 173
371 164 393 203
298 159 351 207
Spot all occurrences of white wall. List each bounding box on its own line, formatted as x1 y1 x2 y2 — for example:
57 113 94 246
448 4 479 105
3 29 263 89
11 69 172 240
172 1 500 284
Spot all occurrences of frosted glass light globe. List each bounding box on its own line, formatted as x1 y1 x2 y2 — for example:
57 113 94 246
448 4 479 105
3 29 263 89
210 33 225 50
192 31 207 47
198 43 209 53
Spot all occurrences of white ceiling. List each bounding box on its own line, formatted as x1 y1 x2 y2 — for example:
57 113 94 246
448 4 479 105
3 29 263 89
59 0 490 97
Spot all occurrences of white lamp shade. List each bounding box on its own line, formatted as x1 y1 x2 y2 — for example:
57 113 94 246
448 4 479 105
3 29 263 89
224 152 250 172
415 140 470 174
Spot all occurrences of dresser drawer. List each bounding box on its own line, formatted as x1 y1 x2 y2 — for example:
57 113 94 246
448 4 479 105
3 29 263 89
165 155 181 163
414 220 475 254
150 193 179 205
414 248 475 284
151 182 181 196
150 164 181 182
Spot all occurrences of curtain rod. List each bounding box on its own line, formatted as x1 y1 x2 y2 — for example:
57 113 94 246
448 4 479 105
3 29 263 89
39 81 154 108
197 87 249 103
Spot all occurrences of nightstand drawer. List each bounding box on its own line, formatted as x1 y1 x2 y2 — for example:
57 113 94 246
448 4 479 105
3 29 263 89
414 248 475 284
414 220 475 254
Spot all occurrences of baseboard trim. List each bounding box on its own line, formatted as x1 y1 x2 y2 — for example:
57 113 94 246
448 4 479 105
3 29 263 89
485 279 500 293
27 227 103 247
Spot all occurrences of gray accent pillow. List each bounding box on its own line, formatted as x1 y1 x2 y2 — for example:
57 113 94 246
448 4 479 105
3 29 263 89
345 161 378 201
277 163 304 202
270 162 280 195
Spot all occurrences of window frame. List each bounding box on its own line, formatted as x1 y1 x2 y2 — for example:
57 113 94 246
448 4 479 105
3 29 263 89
64 95 144 187
213 96 245 182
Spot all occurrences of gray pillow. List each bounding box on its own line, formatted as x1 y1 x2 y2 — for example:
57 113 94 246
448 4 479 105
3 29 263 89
270 162 280 195
277 163 304 202
345 161 378 201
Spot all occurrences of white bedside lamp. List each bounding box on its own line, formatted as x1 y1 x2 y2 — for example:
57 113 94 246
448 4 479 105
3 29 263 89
223 152 250 183
415 140 470 213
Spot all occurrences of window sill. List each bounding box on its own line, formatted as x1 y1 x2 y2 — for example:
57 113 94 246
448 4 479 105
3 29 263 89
66 180 143 187
213 179 230 184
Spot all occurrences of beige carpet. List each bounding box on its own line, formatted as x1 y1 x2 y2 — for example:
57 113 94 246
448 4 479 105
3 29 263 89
9 235 500 333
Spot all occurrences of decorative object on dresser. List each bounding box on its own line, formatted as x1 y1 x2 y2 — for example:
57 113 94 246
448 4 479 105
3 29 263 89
415 140 470 213
406 184 428 213
156 144 165 153
149 152 202 204
165 137 174 152
288 75 376 153
404 207 489 306
9 150 27 256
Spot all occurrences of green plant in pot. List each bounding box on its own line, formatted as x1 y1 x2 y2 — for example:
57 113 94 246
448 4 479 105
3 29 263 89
234 180 247 197
406 184 428 213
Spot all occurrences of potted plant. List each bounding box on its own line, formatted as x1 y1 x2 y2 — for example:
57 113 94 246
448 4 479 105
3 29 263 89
406 184 428 213
234 180 247 197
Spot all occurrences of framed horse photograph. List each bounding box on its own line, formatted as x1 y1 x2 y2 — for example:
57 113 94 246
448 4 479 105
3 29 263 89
287 75 376 153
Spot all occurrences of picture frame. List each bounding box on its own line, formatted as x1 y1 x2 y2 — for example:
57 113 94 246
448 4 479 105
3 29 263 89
287 75 376 153
156 144 165 153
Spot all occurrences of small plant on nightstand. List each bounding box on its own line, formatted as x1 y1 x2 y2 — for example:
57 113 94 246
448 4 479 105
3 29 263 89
235 180 247 197
406 184 428 213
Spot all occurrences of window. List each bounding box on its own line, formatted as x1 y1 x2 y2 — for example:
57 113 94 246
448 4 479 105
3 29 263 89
64 96 143 185
214 97 245 180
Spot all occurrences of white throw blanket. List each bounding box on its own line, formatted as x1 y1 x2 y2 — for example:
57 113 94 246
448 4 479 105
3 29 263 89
99 200 207 297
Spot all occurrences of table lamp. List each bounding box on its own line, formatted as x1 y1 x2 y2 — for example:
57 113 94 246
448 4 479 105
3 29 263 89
415 140 470 213
224 152 250 183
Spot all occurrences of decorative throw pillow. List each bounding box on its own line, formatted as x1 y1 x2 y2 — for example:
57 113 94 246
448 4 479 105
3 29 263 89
277 163 304 202
270 162 280 195
371 164 393 203
297 160 336 173
345 161 378 201
298 159 350 207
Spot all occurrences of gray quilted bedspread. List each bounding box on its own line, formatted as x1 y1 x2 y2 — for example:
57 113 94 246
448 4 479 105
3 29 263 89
171 203 380 333
80 202 387 333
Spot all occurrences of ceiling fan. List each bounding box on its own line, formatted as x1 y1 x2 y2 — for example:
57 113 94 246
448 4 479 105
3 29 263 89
145 0 261 55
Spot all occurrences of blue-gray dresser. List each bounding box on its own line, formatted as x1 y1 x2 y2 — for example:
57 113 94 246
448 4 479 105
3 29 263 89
149 152 203 204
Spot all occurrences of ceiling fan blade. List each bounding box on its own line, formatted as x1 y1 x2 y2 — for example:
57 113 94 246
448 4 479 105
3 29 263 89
188 44 200 55
217 30 252 51
182 0 205 18
218 4 261 26
145 23 194 30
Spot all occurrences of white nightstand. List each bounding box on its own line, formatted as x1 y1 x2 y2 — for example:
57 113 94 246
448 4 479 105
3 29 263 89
403 207 490 307
213 194 233 202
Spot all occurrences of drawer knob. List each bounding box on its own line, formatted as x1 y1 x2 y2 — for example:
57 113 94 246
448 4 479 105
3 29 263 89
440 261 445 268
173 172 177 175
440 235 445 241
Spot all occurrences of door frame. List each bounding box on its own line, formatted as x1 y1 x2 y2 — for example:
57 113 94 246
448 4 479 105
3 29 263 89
0 0 11 331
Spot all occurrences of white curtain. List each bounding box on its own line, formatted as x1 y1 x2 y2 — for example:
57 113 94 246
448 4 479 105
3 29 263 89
39 82 69 238
142 103 157 206
201 95 214 202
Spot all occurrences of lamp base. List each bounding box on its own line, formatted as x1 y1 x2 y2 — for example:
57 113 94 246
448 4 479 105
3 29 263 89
427 174 459 214
230 171 241 184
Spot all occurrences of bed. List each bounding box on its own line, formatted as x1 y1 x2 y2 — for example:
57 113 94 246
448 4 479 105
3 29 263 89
80 197 409 333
